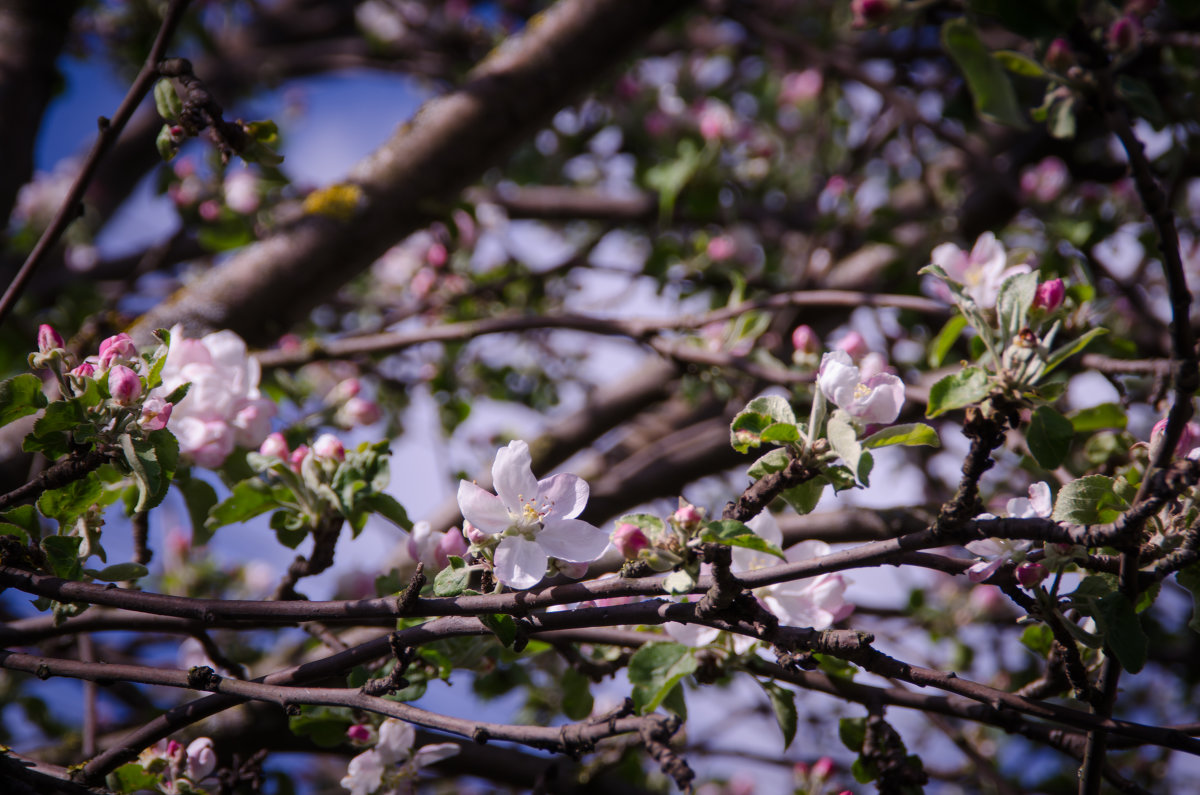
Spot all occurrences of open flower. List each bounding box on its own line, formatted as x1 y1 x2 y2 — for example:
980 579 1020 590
966 482 1053 582
817 350 905 424
457 441 610 589
929 232 1031 309
340 718 458 795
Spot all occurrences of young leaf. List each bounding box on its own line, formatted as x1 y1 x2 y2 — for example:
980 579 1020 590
0 374 48 427
747 448 790 479
700 521 785 559
1043 328 1108 376
928 314 968 368
84 562 150 581
927 367 990 418
941 19 1029 128
1051 475 1126 524
780 475 826 515
206 479 282 534
1069 403 1127 433
628 642 697 714
827 411 870 485
1096 592 1148 673
41 535 84 580
862 423 940 449
758 681 797 749
1027 405 1074 469
480 613 518 648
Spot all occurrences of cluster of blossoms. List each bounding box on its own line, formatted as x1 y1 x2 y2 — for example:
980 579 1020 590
326 377 384 429
664 511 853 649
341 718 458 795
965 482 1054 585
136 736 216 795
928 231 1065 314
259 430 346 472
154 325 276 468
457 440 611 589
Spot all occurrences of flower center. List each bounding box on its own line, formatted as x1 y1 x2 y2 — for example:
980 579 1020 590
853 382 871 401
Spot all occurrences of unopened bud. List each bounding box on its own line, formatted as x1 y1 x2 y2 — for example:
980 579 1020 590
1045 38 1074 72
673 504 704 526
140 396 173 431
37 324 65 354
108 365 142 404
313 433 345 461
289 444 310 473
259 432 290 460
98 333 137 370
613 523 650 559
1033 279 1065 311
812 756 835 779
835 331 869 360
185 737 216 781
346 724 372 744
464 521 488 545
1016 562 1048 588
851 0 893 27
791 324 820 355
71 362 96 379
1108 16 1141 52
436 530 469 568
707 235 736 261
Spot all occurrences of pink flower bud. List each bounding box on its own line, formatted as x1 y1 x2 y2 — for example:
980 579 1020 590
328 378 361 404
791 325 820 355
71 362 95 378
166 740 183 759
779 69 823 105
140 396 173 431
706 235 736 261
1151 418 1200 458
556 560 590 579
1016 562 1048 589
436 529 469 568
199 199 222 222
464 521 487 545
852 0 892 28
673 504 703 525
37 324 65 354
1108 15 1141 52
313 433 345 461
346 724 372 744
289 444 310 473
427 241 448 268
259 432 290 460
613 523 650 559
98 333 137 370
108 364 142 404
1045 38 1074 72
185 737 216 781
812 757 834 778
1033 278 1065 311
835 331 869 360
336 396 383 428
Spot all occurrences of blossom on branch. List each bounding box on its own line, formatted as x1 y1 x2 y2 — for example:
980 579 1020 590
457 440 610 589
817 349 905 424
965 482 1053 582
929 232 1031 309
340 718 459 795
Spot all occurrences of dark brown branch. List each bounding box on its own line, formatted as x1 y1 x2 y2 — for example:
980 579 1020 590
0 448 108 511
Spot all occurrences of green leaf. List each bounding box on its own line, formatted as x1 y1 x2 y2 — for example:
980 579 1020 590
480 613 518 648
206 479 282 533
839 716 867 752
760 422 800 443
994 49 1047 78
862 423 940 449
270 510 310 549
927 367 991 418
827 411 871 485
1096 592 1147 673
1176 565 1200 635
288 706 353 748
996 271 1039 340
0 504 41 542
0 374 48 427
780 475 826 515
730 396 797 453
628 642 697 714
360 493 412 531
1043 328 1108 376
37 471 103 528
700 520 785 559
1020 623 1054 657
1069 403 1127 433
1027 405 1074 469
747 448 790 480
177 476 219 545
941 19 1029 128
615 513 666 539
929 315 968 368
1051 475 1126 524
84 562 149 581
433 556 472 597
645 139 706 221
41 535 83 580
108 762 162 794
759 681 797 749
561 666 594 720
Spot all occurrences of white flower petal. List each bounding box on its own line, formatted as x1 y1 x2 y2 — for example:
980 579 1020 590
341 750 385 795
1028 482 1053 517
493 440 539 512
495 536 547 589
537 473 589 520
412 743 460 769
967 557 1004 583
456 481 512 535
965 539 1005 557
745 512 783 546
663 621 720 647
376 718 414 764
537 518 610 562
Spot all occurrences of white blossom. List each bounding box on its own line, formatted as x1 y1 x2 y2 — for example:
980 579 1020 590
965 482 1052 582
457 441 610 589
929 231 1031 309
817 350 905 424
340 719 458 795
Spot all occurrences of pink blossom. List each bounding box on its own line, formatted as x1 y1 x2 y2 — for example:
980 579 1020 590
313 433 345 461
456 441 609 589
1033 278 1066 311
929 232 1032 309
818 350 905 424
426 241 448 267
812 756 835 778
328 378 361 403
696 99 736 141
780 69 822 105
175 418 236 469
140 396 173 431
346 724 373 744
1020 157 1069 204
835 331 869 360
706 235 736 261
437 529 469 568
464 521 487 545
673 504 704 526
224 169 260 214
185 737 216 781
340 718 458 795
259 432 290 460
109 365 142 404
1151 418 1200 459
336 396 383 428
199 199 222 222
98 333 137 370
37 324 65 354
1045 38 1074 71
613 523 650 559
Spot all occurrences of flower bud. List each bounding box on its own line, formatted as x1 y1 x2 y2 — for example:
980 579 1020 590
706 235 736 261
108 365 142 404
140 396 173 431
313 433 345 461
464 521 488 545
791 324 820 355
346 724 374 744
185 737 216 781
38 324 65 354
166 740 183 759
812 756 835 779
436 529 469 568
71 362 95 378
835 330 869 360
427 241 448 268
289 444 310 473
673 504 704 526
336 396 383 428
613 523 650 559
1016 562 1048 589
327 378 361 404
1108 15 1141 52
98 333 137 370
259 432 290 460
1033 278 1065 311
851 0 893 28
1045 38 1074 72
1150 418 1200 459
